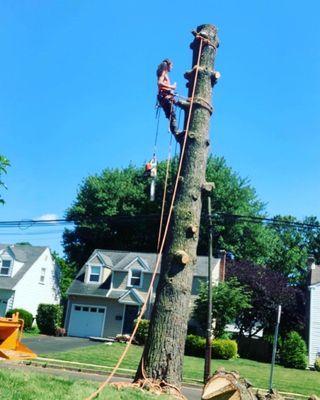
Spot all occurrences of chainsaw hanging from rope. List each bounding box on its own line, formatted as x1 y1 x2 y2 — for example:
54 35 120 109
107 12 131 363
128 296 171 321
144 154 157 202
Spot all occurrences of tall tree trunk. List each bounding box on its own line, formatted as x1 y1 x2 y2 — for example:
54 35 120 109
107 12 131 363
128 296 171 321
135 24 219 388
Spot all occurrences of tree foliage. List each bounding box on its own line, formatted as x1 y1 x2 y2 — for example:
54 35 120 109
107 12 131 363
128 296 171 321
0 155 10 204
63 156 274 268
193 278 252 338
226 260 306 337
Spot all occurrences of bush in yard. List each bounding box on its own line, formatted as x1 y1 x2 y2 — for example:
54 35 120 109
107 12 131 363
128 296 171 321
212 338 238 359
280 331 307 369
184 335 206 357
134 319 149 345
36 304 63 335
6 308 33 331
314 356 320 372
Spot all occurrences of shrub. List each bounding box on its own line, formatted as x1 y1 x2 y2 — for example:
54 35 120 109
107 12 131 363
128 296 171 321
36 304 63 335
280 331 307 369
185 335 206 357
314 356 320 372
134 319 149 345
6 308 33 331
212 339 238 359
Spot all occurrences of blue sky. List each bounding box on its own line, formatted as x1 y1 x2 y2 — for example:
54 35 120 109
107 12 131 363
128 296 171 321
1 0 319 254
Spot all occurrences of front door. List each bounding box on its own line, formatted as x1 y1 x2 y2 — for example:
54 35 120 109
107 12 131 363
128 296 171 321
123 305 139 334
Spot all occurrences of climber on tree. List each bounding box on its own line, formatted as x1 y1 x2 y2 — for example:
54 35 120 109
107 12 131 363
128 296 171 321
157 59 180 137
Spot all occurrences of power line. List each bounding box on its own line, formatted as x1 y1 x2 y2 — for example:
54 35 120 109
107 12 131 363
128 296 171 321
0 213 319 230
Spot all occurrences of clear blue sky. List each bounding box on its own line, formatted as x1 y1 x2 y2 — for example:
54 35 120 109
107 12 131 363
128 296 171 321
1 0 319 254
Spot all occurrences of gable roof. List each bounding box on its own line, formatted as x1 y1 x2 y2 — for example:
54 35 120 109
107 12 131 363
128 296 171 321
311 264 320 285
0 244 47 290
94 249 219 276
68 249 220 297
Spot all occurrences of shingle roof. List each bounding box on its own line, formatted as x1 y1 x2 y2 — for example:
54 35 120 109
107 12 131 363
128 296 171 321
0 244 47 290
311 265 320 285
68 249 220 297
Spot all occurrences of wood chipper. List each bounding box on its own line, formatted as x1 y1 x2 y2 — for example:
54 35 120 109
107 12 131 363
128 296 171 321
0 312 37 360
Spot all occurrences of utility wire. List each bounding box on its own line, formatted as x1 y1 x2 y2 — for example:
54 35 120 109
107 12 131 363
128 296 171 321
0 213 319 230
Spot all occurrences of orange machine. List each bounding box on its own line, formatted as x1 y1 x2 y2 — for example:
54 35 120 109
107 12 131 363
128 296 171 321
0 312 37 360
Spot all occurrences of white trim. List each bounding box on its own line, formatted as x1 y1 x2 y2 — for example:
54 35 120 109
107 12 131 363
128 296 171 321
86 250 106 267
87 265 102 284
0 258 13 277
68 302 107 338
118 289 144 305
124 257 150 272
127 268 143 289
121 304 126 334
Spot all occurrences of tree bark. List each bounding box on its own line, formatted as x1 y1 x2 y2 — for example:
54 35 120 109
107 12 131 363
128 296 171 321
135 24 219 388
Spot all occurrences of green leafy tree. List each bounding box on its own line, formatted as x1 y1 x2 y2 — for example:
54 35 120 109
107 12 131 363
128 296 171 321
63 157 275 268
0 155 10 204
193 277 252 338
53 253 77 301
280 331 307 369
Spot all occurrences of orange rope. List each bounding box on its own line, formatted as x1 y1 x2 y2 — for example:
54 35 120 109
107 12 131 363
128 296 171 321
157 102 174 251
84 37 204 400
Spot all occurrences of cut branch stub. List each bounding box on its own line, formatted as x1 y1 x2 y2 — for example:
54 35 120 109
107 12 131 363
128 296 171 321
186 225 197 238
174 250 190 265
202 182 215 194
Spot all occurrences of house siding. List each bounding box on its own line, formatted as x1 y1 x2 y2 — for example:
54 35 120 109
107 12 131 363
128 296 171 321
309 284 320 366
13 249 60 316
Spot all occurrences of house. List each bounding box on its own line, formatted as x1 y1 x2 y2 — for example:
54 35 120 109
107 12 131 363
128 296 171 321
65 249 223 338
0 244 60 317
308 260 320 366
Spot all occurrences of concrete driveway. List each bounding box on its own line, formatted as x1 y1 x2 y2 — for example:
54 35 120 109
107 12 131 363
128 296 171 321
22 335 101 354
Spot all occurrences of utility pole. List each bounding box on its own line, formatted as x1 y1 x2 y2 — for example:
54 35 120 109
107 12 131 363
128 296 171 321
269 305 282 391
135 24 219 389
204 195 213 383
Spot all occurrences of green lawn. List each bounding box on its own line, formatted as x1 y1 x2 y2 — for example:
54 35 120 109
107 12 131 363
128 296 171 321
0 369 170 400
40 343 320 397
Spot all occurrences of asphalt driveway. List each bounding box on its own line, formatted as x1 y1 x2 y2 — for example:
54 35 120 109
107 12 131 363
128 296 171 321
22 335 101 354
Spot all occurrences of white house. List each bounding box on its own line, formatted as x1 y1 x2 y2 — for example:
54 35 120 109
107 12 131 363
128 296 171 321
308 261 320 367
65 249 224 338
0 244 60 317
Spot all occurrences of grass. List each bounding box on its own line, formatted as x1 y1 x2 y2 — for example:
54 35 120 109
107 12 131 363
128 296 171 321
0 369 170 400
40 343 320 397
22 326 40 338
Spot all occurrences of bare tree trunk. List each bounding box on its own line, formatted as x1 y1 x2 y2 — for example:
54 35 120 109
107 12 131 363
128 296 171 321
135 24 219 389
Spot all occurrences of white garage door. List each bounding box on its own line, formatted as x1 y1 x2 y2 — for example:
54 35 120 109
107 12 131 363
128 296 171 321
68 304 106 338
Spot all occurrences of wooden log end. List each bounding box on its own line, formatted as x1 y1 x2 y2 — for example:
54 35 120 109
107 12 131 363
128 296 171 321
174 250 190 265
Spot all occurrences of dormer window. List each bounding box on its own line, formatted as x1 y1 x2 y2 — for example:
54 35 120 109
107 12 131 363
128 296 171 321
128 269 142 287
89 266 101 283
0 260 11 276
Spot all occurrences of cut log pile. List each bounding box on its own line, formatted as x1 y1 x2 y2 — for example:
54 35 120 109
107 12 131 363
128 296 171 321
202 369 283 400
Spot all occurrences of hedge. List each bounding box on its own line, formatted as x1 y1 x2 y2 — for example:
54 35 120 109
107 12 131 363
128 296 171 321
6 308 33 331
36 304 63 335
212 338 238 359
185 335 237 360
314 356 320 372
280 331 307 369
134 319 149 345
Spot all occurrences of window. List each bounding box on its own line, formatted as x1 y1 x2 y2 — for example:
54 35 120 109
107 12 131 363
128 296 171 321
0 260 11 276
39 268 46 283
89 266 101 283
129 269 142 287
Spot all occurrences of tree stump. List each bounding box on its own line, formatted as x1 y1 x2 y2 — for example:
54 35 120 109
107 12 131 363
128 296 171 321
202 370 285 400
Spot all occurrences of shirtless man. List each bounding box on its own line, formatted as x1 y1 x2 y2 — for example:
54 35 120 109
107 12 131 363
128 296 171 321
157 59 180 136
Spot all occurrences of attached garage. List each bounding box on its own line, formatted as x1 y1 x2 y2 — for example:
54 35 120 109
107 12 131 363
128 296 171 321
68 304 106 337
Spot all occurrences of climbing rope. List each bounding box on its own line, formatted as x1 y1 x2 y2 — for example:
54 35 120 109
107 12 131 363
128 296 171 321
85 37 204 400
